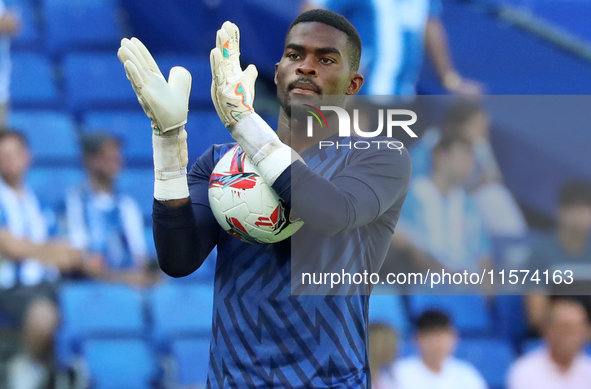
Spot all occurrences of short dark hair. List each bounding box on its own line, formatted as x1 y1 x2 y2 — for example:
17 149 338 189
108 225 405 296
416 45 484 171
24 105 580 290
81 132 121 157
0 129 29 148
288 9 362 72
548 296 590 323
433 136 472 156
442 101 484 138
417 310 452 333
559 181 591 208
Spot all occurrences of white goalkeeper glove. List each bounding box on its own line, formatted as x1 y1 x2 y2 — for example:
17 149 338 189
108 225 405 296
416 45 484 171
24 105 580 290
210 21 257 128
210 22 305 184
117 37 191 201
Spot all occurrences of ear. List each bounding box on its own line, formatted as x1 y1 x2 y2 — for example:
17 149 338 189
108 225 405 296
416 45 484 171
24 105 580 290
346 73 364 95
274 62 279 85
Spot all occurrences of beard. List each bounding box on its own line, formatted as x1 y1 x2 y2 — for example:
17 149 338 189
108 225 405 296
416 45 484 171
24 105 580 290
278 88 293 118
277 77 325 118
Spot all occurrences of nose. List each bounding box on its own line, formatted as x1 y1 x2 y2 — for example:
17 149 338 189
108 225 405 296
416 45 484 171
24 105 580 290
296 57 318 77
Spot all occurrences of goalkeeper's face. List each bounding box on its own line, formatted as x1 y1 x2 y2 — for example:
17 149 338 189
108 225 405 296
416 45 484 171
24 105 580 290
275 22 363 116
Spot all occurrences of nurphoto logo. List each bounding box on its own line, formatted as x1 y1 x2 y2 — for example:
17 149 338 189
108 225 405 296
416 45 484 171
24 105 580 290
305 106 418 138
304 105 417 150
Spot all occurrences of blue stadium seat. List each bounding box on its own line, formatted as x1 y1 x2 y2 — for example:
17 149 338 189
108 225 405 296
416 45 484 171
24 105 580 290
11 53 59 108
186 111 234 164
64 53 138 112
27 167 84 209
118 169 154 222
82 339 158 389
149 284 214 349
44 0 121 56
83 111 152 162
408 294 492 336
10 110 79 163
170 338 210 388
456 339 516 389
494 295 528 342
57 282 146 366
369 294 411 336
154 55 213 107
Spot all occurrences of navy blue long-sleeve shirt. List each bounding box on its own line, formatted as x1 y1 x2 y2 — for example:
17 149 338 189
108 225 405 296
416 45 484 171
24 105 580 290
153 136 411 388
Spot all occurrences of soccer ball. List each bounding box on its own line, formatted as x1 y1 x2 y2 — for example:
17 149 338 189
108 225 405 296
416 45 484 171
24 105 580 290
208 145 303 244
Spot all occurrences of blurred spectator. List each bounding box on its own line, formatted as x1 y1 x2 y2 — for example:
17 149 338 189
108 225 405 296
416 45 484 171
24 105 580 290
508 297 591 389
411 101 528 238
302 0 482 96
0 131 84 389
58 133 157 286
0 0 18 125
395 310 487 389
393 137 491 273
369 323 398 389
526 182 591 335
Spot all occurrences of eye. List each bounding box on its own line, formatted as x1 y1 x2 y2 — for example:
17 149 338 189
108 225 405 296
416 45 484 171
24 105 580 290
319 58 335 65
287 52 301 60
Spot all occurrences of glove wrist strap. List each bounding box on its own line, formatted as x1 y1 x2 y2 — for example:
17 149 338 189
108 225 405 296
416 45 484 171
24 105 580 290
154 176 190 201
231 113 304 185
152 125 190 201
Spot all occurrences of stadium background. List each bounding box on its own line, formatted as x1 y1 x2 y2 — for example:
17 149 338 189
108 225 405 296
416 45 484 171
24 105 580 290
1 0 591 387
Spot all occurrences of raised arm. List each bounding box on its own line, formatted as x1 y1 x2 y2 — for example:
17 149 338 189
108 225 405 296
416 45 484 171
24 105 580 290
272 146 411 237
118 38 218 277
152 147 221 277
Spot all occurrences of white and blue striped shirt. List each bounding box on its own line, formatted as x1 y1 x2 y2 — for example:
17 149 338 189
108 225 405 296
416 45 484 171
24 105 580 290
397 176 491 272
310 0 442 95
0 179 58 288
61 183 147 271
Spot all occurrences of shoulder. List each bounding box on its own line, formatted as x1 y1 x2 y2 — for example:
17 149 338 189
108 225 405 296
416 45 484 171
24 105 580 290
347 136 412 177
188 142 237 180
577 353 591 368
447 358 487 387
394 356 423 375
448 357 483 376
508 350 543 381
23 186 42 208
407 176 438 201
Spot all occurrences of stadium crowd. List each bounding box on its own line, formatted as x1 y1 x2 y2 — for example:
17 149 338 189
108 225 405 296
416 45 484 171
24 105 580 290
0 0 588 388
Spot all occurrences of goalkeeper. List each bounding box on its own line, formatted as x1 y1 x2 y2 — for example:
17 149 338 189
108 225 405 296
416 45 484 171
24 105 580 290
119 9 410 389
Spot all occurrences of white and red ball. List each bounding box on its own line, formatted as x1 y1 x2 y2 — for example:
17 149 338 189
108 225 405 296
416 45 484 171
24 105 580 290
208 145 303 244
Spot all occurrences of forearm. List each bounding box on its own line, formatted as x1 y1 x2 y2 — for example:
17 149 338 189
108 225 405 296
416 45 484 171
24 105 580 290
473 140 502 182
272 163 381 237
152 200 216 277
0 231 47 262
425 18 458 88
93 268 159 286
159 197 190 207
